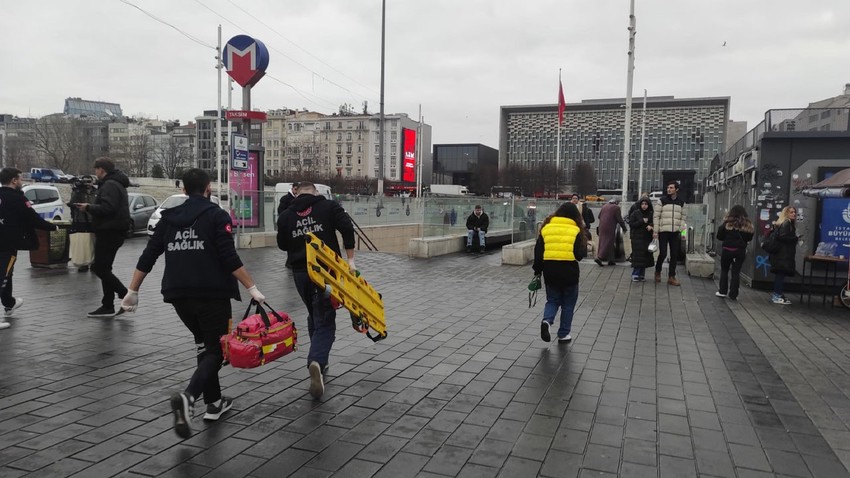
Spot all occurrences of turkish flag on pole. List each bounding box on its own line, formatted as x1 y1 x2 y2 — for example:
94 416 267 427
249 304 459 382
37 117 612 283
558 77 566 126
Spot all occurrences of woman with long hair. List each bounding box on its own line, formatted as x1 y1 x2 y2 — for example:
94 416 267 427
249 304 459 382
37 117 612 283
769 206 798 305
628 198 654 281
532 202 587 344
715 205 754 300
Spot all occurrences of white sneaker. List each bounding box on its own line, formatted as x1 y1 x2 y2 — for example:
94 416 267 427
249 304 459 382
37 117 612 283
771 295 791 305
308 361 324 399
4 298 23 317
558 334 572 344
0 320 10 330
715 292 727 297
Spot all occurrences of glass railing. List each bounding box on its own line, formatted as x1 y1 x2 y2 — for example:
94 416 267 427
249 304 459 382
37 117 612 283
225 192 710 252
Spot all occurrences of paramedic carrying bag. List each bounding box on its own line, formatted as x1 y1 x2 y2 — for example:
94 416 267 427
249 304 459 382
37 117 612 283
221 300 297 369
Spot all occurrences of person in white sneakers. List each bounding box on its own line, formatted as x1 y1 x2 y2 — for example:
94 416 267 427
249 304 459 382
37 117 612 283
0 167 59 329
121 169 266 438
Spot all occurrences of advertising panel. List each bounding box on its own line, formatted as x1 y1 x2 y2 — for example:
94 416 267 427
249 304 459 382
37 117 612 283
818 168 850 257
402 128 417 183
229 151 260 227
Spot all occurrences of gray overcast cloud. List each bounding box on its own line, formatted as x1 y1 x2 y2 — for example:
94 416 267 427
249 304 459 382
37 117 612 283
2 0 849 147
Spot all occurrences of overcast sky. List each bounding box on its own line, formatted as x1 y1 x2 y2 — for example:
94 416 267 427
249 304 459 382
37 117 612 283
2 0 849 147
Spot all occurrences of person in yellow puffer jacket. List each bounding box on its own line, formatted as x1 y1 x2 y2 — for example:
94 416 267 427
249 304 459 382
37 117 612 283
532 202 587 344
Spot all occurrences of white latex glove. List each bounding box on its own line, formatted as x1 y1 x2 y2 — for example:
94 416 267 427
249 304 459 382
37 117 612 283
122 290 139 312
347 258 357 273
247 285 265 304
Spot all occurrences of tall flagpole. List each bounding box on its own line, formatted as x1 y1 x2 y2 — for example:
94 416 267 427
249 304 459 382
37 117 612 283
621 0 636 206
638 89 647 198
216 24 222 200
556 68 562 196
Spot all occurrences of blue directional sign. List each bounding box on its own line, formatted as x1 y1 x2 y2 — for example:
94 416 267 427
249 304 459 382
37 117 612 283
231 133 249 171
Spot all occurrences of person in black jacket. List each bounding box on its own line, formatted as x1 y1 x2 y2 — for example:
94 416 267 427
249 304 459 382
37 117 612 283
570 194 595 238
121 168 266 439
768 206 798 305
0 168 58 328
628 198 654 281
466 205 489 253
277 182 355 399
715 205 754 300
74 157 131 318
277 182 299 217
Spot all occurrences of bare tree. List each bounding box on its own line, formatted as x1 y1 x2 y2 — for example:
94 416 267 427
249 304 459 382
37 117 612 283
286 134 327 176
33 114 85 172
572 161 597 197
156 135 190 179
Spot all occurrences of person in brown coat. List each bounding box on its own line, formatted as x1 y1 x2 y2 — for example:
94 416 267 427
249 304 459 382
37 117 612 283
594 199 627 266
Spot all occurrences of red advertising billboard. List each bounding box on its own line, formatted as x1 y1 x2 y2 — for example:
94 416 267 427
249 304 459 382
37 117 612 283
402 128 416 183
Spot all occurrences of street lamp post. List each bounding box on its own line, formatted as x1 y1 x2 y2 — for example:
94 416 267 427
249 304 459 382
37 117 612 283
637 89 647 198
620 0 637 206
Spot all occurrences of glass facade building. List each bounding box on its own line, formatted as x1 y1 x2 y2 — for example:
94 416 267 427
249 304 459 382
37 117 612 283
499 96 730 201
64 98 123 119
432 143 499 195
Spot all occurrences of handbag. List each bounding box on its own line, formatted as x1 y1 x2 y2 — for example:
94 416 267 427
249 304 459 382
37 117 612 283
760 226 781 254
648 238 659 253
528 275 542 308
221 300 297 369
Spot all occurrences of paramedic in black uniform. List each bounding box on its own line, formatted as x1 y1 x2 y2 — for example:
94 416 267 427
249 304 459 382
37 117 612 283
277 181 355 399
121 168 266 438
0 167 58 329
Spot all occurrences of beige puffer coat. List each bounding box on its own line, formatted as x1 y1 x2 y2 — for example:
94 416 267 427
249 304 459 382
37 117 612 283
653 196 686 233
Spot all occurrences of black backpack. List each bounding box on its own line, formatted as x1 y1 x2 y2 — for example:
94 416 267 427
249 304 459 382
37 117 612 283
760 226 781 254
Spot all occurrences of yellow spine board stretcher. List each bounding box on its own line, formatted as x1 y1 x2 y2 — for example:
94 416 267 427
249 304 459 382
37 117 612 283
305 232 386 341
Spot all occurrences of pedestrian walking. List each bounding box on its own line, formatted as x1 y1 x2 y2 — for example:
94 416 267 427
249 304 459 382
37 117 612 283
628 198 654 281
533 202 587 344
595 198 626 266
715 205 754 300
121 168 266 438
570 194 595 239
0 167 59 329
653 181 686 286
768 206 798 305
277 182 355 399
74 157 131 317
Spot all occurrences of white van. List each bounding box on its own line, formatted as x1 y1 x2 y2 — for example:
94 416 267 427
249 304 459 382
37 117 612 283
274 182 333 205
22 184 65 221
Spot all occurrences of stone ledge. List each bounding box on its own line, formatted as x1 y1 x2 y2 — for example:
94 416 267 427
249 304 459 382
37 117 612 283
408 229 513 258
687 252 714 278
501 239 536 265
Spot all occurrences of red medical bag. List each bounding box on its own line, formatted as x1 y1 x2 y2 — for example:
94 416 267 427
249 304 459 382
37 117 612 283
221 301 297 369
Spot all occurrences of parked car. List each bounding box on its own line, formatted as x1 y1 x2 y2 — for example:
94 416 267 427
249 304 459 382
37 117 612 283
30 168 67 183
147 194 222 235
22 184 65 221
127 193 159 237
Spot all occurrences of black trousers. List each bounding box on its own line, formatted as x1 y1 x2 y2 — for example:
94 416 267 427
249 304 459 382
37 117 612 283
719 248 746 299
93 230 128 307
655 231 681 278
172 298 231 404
0 251 17 309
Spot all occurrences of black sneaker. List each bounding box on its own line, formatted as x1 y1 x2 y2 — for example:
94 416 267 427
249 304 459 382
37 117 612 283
540 321 552 342
203 397 233 421
170 392 192 438
4 297 23 317
87 306 119 318
594 258 604 267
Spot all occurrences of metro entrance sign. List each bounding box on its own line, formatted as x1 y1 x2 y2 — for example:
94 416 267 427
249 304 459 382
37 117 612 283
231 133 249 171
226 110 268 121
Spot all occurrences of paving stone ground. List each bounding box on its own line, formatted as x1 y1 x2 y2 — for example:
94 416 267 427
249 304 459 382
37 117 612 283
2 236 850 477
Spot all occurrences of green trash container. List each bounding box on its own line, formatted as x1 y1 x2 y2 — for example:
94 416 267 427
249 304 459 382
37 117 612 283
30 222 71 268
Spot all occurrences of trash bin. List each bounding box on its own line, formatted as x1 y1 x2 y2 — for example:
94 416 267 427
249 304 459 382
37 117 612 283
30 222 71 268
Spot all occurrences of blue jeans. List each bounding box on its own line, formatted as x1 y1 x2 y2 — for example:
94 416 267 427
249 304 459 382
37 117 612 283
293 270 336 369
467 230 486 247
773 273 786 297
632 267 645 279
542 283 579 339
